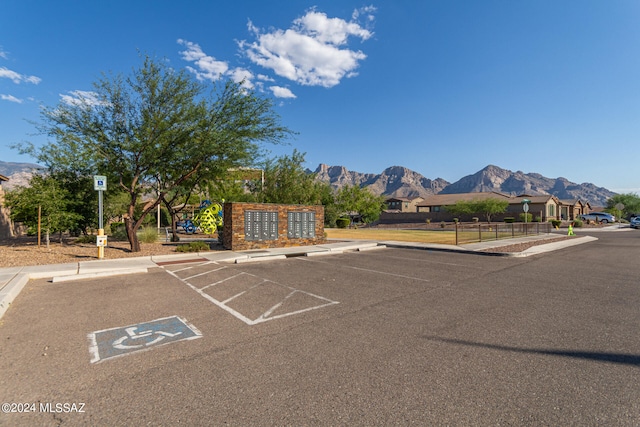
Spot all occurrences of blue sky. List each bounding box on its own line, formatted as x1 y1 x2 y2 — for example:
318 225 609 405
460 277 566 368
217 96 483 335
1 1 639 193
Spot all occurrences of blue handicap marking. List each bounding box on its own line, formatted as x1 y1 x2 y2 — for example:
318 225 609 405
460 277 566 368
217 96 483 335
88 315 202 363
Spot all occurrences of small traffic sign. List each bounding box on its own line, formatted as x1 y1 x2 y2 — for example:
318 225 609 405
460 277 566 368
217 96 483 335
93 175 107 191
96 235 107 247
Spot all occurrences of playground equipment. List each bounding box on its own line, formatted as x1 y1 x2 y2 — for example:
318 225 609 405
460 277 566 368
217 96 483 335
193 200 223 234
177 200 223 235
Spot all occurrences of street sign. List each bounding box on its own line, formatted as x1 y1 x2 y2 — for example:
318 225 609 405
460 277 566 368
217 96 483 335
523 203 529 213
93 175 107 191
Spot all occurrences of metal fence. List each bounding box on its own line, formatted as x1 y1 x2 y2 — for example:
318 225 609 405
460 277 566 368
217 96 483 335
453 221 552 245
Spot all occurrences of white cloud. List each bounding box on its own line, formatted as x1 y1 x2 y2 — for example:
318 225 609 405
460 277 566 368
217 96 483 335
269 86 296 99
257 74 274 82
0 48 7 59
60 90 105 107
240 7 375 88
1 94 23 103
0 66 41 84
178 39 229 78
178 39 254 89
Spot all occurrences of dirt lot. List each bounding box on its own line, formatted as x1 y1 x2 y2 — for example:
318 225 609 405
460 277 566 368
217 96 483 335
0 235 217 268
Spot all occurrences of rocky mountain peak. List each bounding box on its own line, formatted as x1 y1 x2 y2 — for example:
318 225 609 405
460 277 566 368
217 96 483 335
315 163 615 206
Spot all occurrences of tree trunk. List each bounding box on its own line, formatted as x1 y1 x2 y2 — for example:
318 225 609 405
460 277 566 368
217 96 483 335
170 213 180 242
162 200 180 242
124 217 141 252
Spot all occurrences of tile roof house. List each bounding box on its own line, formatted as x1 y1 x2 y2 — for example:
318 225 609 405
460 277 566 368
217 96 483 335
380 191 592 224
384 196 424 213
416 191 511 213
413 192 588 222
559 199 590 221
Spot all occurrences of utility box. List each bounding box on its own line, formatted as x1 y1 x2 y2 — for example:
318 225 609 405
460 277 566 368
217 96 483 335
223 202 325 251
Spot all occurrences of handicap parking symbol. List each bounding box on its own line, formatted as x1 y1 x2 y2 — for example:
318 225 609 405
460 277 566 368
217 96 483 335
88 316 202 363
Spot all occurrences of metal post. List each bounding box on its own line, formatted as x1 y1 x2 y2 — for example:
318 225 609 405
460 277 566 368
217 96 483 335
94 175 107 260
455 221 458 245
98 189 104 259
37 205 41 248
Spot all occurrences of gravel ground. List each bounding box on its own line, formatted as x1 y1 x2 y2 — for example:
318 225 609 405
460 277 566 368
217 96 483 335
0 236 214 268
478 235 573 253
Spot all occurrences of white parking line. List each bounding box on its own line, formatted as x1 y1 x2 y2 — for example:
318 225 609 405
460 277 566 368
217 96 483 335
162 263 339 325
300 257 432 283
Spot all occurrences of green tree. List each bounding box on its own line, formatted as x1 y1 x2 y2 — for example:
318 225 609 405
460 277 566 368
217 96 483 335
205 168 261 203
5 175 83 244
319 183 339 227
606 193 640 219
474 198 509 222
258 150 326 205
446 198 509 222
335 184 385 224
444 200 475 217
18 55 292 251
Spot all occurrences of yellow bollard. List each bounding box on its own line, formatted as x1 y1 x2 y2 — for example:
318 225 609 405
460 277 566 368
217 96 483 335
97 228 105 259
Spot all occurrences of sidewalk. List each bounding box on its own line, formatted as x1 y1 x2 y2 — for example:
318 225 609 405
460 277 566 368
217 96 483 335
0 233 598 320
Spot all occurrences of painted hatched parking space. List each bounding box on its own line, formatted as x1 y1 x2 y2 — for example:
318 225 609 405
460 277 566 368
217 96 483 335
163 261 339 325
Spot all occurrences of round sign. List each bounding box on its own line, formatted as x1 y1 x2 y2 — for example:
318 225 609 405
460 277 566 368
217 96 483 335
523 203 529 213
615 203 624 211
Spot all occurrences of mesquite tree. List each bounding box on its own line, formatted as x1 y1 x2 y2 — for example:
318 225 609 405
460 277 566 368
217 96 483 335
19 55 292 251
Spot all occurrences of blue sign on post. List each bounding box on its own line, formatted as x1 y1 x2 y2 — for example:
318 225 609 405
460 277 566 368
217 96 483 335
88 316 202 363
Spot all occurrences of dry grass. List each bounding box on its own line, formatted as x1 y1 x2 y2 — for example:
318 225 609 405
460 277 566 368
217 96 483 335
325 228 457 244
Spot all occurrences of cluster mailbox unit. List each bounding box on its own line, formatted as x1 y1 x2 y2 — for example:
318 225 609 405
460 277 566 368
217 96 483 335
224 202 325 251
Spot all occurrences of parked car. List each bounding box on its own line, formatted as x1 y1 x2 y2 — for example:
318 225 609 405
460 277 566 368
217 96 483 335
580 212 616 223
631 216 640 229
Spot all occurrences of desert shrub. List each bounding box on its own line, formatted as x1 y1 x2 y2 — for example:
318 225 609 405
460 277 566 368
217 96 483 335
176 241 210 252
74 235 97 244
336 217 350 228
109 222 128 241
519 213 533 222
573 219 583 227
550 219 562 228
138 226 158 243
503 217 515 223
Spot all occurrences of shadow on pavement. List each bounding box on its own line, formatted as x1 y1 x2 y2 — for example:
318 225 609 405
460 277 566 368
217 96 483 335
424 336 640 367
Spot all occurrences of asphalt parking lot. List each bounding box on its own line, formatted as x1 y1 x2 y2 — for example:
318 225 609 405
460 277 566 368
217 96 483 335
1 231 639 425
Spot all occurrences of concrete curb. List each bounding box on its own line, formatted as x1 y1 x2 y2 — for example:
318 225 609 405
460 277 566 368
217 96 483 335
52 268 149 283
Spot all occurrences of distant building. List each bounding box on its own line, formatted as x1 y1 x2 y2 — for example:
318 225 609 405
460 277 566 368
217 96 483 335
379 191 592 224
384 196 424 213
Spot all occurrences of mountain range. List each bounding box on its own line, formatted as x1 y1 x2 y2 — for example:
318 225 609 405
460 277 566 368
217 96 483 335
0 160 615 207
314 164 615 206
0 161 43 191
